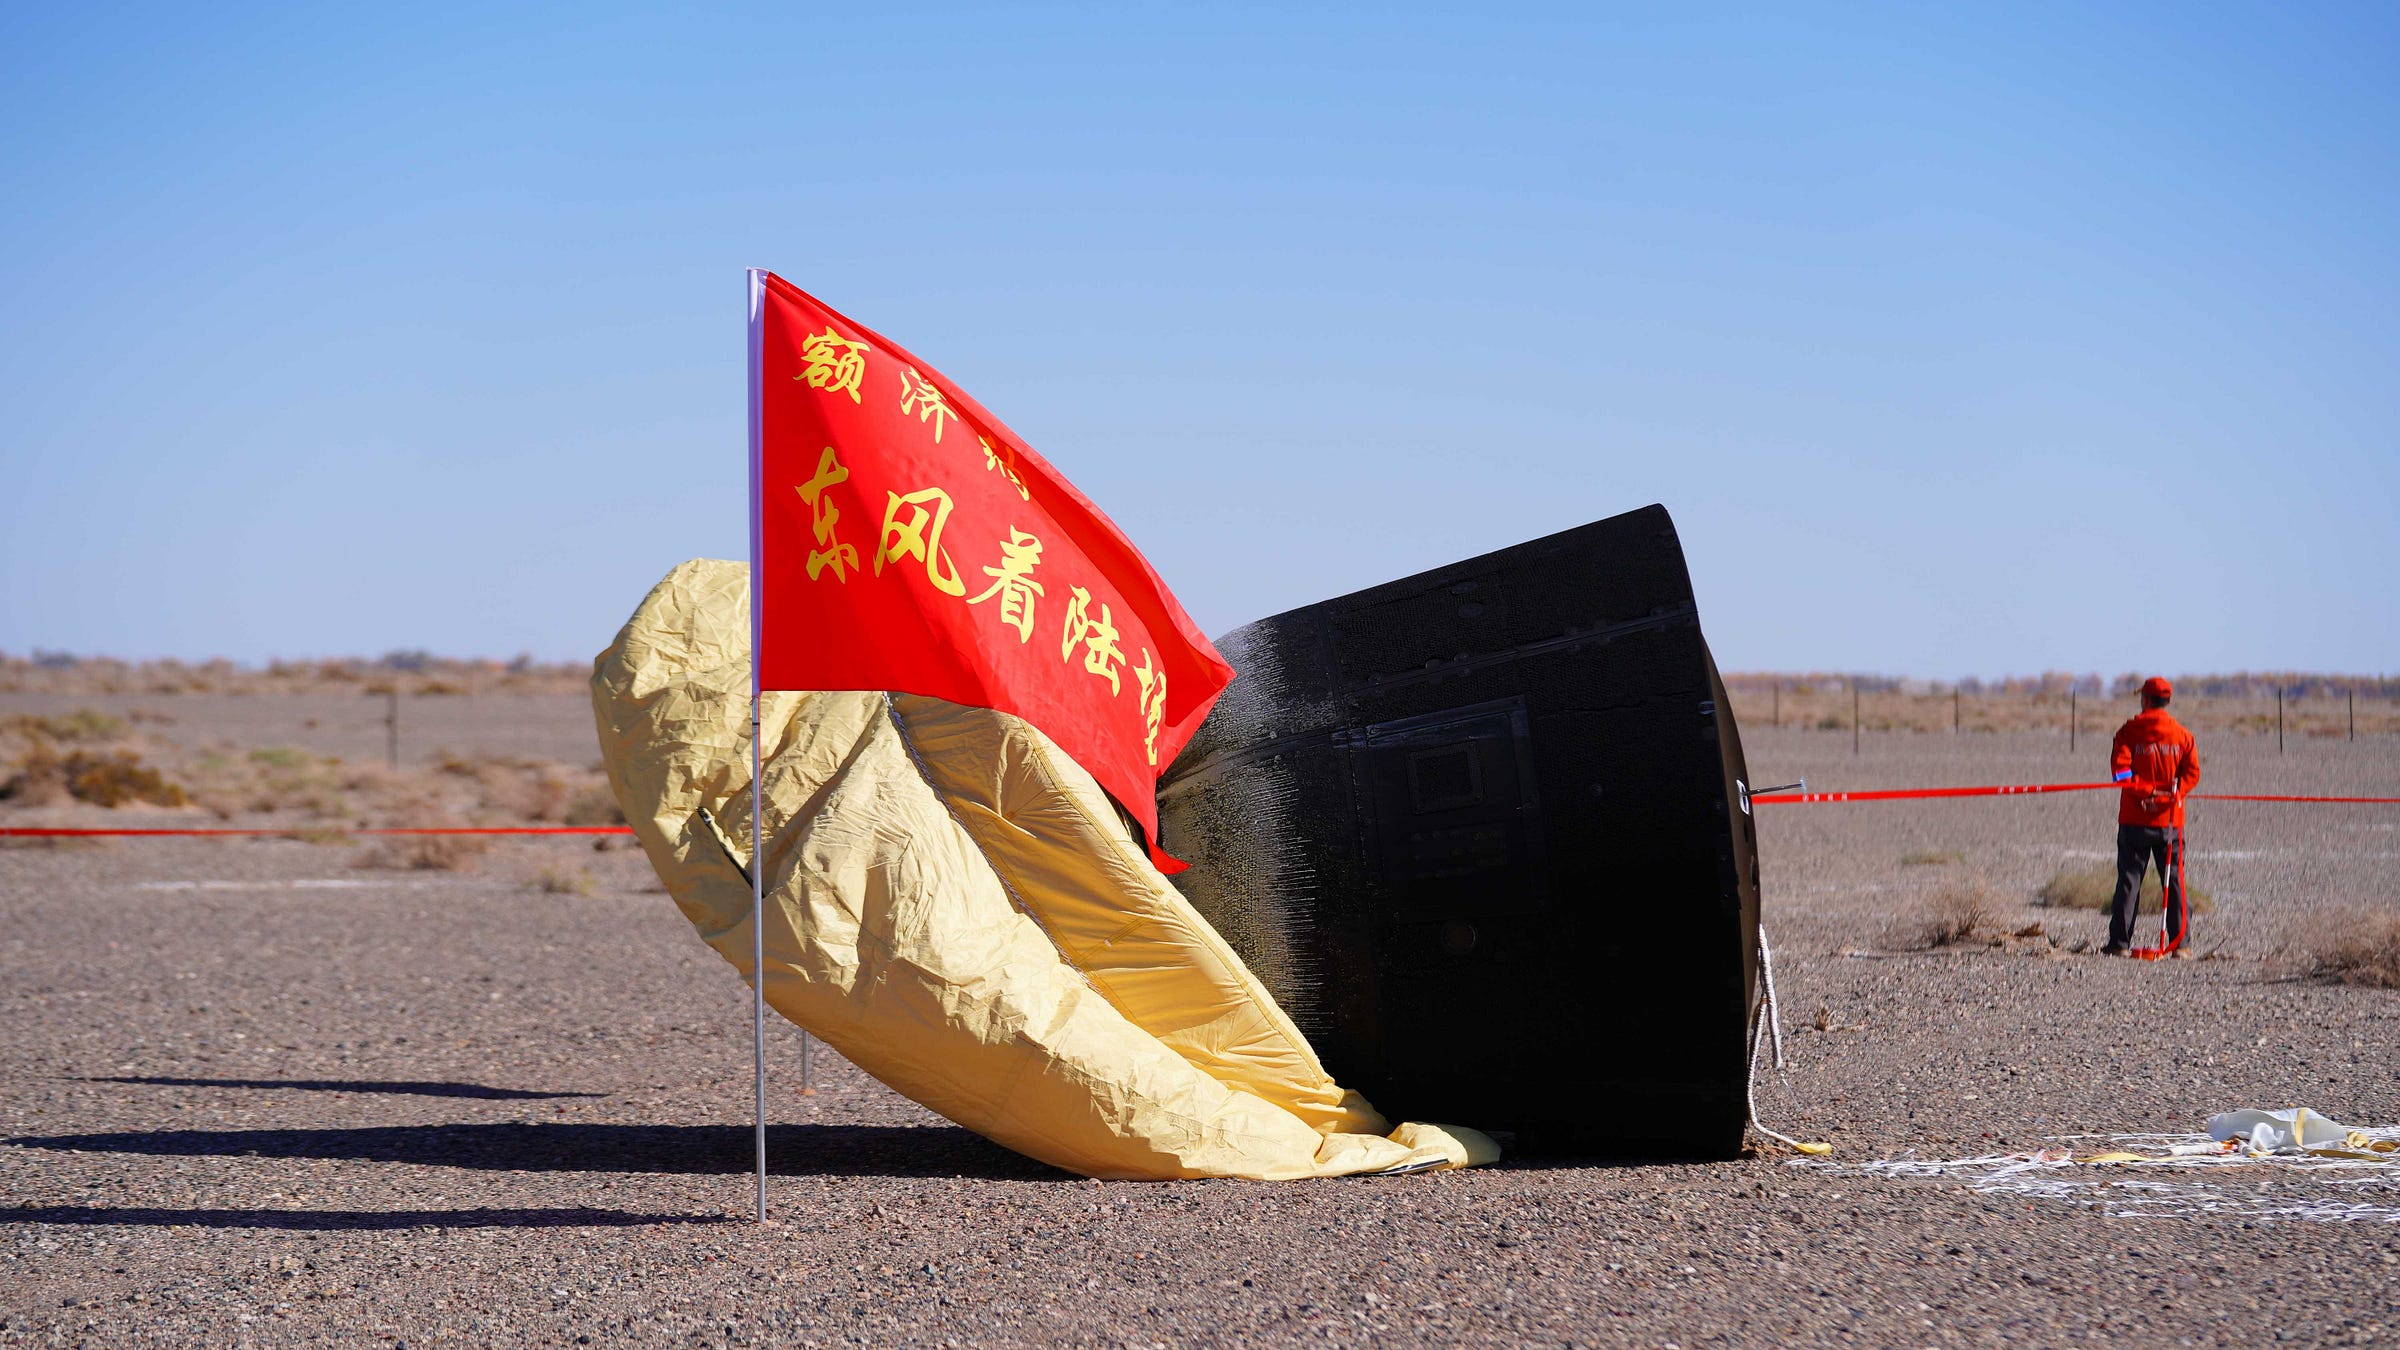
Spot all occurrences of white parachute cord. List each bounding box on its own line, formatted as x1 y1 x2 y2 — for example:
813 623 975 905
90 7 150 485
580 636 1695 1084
1760 921 1787 1070
1747 922 1821 1153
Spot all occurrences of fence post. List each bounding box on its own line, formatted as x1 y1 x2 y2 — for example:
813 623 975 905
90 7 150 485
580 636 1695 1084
2351 689 2356 742
2070 688 2077 755
1953 687 1960 735
2278 687 2285 754
386 684 400 770
1773 681 1779 730
1852 684 1860 756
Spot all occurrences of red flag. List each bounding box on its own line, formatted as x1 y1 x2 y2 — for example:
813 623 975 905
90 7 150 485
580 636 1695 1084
747 271 1233 871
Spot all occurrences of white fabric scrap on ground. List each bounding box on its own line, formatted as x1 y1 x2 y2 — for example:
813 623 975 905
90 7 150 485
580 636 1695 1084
2207 1107 2353 1153
1796 1114 2400 1224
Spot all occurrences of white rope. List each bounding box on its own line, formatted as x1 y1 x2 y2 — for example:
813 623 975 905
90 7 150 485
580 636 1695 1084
1747 923 1818 1152
1797 1125 2400 1223
1760 922 1787 1070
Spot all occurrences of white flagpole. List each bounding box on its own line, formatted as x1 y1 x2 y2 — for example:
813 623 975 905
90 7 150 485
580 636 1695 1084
746 267 769 1224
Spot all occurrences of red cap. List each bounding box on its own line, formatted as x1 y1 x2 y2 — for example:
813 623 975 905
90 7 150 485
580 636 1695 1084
2141 676 2173 702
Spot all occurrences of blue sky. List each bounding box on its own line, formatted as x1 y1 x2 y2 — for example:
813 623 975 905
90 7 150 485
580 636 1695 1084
3 3 2393 677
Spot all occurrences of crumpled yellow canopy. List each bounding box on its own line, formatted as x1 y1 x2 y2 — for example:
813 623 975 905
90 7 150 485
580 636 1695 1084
591 559 1496 1180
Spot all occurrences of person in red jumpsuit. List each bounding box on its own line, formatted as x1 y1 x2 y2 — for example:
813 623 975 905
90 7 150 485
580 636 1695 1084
2105 676 2201 955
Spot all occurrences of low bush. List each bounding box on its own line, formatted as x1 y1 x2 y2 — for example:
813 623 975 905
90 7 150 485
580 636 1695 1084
352 834 488 871
185 745 347 818
2279 909 2400 989
2038 864 2214 915
490 772 569 822
533 866 597 896
0 833 104 851
1 708 127 741
433 752 572 821
1900 878 2000 949
70 752 190 807
1 745 188 808
0 744 67 805
562 786 626 827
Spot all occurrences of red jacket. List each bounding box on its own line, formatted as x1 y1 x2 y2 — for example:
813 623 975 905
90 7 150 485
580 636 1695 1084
2110 708 2200 827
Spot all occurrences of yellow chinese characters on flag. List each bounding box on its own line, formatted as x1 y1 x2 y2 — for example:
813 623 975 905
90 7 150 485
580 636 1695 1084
749 272 1233 869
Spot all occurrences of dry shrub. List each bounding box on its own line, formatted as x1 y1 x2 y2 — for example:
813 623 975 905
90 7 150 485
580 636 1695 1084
563 786 626 827
431 752 576 822
2 723 606 829
1900 848 1963 867
0 833 104 851
184 745 348 819
2280 908 2400 989
1 708 127 741
70 752 190 807
1898 878 2001 949
0 744 68 806
1 745 188 808
533 866 597 896
336 764 407 797
2038 864 2214 915
492 772 569 822
352 834 488 871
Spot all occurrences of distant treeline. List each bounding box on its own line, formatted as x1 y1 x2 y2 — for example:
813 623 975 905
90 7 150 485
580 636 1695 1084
1724 671 2399 699
2 651 591 696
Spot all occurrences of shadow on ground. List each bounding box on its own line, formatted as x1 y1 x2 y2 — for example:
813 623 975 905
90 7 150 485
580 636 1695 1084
0 1205 730 1231
81 1077 604 1100
7 1122 1062 1180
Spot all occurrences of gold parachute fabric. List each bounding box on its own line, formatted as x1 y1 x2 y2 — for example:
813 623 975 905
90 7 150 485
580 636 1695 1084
591 559 1496 1180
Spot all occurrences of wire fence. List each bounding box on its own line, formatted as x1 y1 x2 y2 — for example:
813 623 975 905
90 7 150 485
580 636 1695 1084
1724 676 2397 748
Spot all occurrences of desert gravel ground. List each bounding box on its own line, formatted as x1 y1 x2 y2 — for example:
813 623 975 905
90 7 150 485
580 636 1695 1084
4 694 2397 1348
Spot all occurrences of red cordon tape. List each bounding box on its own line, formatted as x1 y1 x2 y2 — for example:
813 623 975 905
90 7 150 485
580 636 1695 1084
1750 784 2400 806
0 826 637 838
2184 793 2400 804
1751 781 2119 804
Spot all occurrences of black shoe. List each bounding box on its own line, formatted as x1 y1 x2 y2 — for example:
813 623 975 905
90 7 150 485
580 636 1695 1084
2100 944 2128 957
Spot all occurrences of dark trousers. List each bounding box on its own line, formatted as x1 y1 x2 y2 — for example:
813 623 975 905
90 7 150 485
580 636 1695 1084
2110 824 2185 950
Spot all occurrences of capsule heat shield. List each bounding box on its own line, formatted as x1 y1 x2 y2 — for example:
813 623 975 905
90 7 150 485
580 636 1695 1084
1157 504 1761 1158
